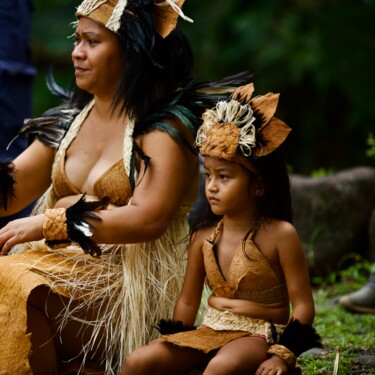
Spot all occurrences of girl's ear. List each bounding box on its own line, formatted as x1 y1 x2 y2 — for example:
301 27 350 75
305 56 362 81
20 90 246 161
254 176 264 197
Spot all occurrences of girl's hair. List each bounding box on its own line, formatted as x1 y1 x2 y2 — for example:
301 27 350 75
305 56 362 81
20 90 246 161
251 146 293 225
70 27 194 125
189 147 293 234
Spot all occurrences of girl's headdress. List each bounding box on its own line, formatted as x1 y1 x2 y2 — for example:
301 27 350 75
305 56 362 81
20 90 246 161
195 83 291 173
75 0 192 65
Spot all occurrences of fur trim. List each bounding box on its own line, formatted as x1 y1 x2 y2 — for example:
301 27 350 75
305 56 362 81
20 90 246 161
0 161 16 210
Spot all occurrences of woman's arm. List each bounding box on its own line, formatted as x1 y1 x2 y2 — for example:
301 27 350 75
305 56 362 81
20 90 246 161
172 228 208 326
90 127 199 244
0 139 55 217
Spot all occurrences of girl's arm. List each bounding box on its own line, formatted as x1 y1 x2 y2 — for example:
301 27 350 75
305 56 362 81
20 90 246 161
256 221 317 375
0 139 55 217
277 221 315 324
172 228 209 326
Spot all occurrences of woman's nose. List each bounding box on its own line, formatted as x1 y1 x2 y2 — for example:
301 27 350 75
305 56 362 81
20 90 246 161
72 43 85 60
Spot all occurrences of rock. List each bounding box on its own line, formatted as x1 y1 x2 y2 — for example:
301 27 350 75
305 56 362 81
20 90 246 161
290 166 375 276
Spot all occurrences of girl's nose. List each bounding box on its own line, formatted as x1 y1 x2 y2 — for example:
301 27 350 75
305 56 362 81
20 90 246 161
207 179 218 192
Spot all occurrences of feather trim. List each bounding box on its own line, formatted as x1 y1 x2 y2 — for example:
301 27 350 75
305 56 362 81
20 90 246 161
277 319 323 357
0 161 16 210
65 194 110 257
153 319 196 335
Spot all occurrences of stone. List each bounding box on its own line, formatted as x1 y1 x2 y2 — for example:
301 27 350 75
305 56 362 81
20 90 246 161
290 166 375 276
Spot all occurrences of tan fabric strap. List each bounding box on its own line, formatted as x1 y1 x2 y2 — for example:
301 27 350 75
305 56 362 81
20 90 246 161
267 344 297 368
202 306 285 344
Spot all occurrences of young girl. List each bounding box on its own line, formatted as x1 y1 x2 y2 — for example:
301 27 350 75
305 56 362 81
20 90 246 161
121 83 321 375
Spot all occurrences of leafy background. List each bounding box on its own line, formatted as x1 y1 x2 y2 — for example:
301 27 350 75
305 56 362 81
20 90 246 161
31 0 375 174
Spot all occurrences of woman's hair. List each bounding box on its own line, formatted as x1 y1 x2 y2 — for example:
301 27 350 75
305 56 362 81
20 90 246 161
70 23 194 124
189 147 293 234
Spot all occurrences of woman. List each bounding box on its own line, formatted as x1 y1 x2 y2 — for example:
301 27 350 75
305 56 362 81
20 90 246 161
0 0 251 373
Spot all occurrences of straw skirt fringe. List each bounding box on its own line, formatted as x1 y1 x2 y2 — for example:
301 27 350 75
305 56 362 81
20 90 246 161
0 208 189 375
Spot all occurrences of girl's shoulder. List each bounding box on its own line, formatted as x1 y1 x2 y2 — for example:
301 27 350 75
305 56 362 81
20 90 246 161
258 219 300 249
190 225 216 248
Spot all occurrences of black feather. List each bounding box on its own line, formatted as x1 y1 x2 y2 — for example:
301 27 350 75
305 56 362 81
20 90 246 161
278 319 323 357
65 194 110 257
46 66 72 102
0 161 16 210
153 319 196 335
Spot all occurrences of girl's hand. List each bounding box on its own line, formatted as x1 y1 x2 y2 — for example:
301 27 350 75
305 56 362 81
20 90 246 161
0 214 45 255
255 355 288 375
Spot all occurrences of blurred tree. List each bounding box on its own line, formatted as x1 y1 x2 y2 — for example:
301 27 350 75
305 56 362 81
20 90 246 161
30 0 375 173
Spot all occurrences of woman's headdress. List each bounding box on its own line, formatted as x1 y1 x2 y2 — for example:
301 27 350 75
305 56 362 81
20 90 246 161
75 0 192 66
195 83 291 173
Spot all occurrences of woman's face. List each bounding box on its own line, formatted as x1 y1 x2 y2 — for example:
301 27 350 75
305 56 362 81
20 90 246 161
72 17 124 98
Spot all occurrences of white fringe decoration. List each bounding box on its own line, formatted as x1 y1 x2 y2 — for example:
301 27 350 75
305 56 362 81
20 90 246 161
106 0 128 33
123 117 135 176
156 0 193 23
196 100 257 156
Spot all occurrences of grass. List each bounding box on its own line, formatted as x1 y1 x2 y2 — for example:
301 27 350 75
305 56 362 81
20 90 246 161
298 255 375 374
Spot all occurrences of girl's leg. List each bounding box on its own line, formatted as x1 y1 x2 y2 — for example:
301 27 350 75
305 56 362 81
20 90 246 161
122 338 211 375
203 336 269 375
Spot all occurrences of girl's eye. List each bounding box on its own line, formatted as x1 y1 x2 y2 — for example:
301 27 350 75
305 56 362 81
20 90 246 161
220 174 229 180
204 172 211 179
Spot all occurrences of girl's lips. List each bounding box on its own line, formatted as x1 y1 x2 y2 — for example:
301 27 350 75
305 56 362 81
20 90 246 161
208 196 219 204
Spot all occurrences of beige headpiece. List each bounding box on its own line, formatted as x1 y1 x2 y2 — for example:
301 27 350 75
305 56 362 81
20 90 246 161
195 83 291 172
75 0 192 37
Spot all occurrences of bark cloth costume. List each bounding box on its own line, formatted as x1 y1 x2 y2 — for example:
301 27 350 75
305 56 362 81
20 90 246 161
0 0 254 373
157 83 322 374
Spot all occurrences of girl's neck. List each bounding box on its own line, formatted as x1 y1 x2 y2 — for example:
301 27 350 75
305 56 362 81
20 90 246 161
221 214 258 238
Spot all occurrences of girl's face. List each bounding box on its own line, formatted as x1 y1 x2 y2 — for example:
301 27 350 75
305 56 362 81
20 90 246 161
204 156 258 218
72 17 124 98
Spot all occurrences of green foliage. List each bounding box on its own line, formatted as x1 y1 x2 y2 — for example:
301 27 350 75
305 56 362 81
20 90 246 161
300 260 375 374
367 133 375 158
30 0 375 173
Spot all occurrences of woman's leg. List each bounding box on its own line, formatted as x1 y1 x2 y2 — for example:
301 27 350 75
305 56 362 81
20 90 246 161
203 336 269 375
27 285 106 374
122 338 211 375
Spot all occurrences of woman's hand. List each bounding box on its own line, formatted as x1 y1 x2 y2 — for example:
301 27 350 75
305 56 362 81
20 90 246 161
0 214 45 255
255 355 288 375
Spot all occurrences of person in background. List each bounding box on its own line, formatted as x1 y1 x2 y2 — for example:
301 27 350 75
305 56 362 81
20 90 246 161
0 0 252 373
339 272 375 314
0 0 36 226
122 83 321 375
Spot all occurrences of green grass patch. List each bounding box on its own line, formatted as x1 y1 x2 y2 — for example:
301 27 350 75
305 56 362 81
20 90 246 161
299 259 375 374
